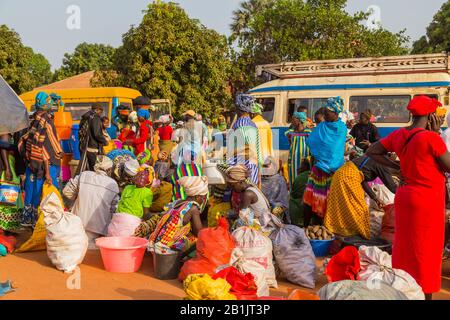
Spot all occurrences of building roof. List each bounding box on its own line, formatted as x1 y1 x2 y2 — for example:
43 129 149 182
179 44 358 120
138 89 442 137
35 71 95 90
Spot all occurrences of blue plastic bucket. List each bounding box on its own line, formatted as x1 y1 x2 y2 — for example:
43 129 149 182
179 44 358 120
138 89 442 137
70 125 81 160
0 184 20 206
310 238 335 257
61 140 73 154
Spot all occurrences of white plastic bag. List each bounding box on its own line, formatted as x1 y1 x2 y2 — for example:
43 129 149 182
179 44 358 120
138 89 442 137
232 226 277 289
358 246 425 300
229 248 269 297
43 193 88 273
369 183 395 211
369 209 384 238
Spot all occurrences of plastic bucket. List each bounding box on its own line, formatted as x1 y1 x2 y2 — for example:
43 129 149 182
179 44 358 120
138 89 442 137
96 237 148 273
54 111 73 140
342 236 392 253
310 238 335 257
152 251 182 280
61 140 73 154
61 166 71 182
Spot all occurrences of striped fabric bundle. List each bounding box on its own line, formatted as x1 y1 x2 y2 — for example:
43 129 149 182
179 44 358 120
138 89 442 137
171 163 204 201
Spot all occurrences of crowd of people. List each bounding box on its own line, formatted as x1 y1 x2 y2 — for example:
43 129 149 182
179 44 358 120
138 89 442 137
0 91 449 300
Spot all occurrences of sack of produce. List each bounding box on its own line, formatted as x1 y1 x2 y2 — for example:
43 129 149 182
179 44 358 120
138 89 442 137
43 192 88 273
358 246 424 300
229 248 270 297
381 204 395 244
179 218 235 281
269 223 316 289
318 280 408 300
232 226 277 288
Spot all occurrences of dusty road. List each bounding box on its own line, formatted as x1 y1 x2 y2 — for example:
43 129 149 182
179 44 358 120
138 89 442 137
0 249 449 300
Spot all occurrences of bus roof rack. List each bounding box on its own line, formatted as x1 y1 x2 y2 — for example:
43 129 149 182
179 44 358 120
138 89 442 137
256 53 450 79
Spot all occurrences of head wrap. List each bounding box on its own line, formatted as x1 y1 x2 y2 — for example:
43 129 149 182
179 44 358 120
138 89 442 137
235 94 255 113
183 110 197 118
325 96 344 114
407 96 442 116
176 121 184 127
178 176 209 196
225 165 250 184
159 115 171 124
35 92 52 111
94 155 113 174
137 108 150 120
128 111 138 123
251 103 264 115
136 166 155 187
261 156 279 176
133 96 151 106
124 159 140 177
292 111 307 123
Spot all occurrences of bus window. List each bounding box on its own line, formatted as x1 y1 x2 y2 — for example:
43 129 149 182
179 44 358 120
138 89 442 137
64 102 109 121
288 98 328 122
255 98 275 122
414 94 438 100
350 96 411 123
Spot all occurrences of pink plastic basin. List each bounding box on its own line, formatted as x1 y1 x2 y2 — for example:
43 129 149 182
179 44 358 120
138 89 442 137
95 237 149 273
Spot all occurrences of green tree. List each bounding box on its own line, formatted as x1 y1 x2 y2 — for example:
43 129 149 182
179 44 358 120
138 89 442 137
412 1 450 54
54 43 116 81
231 0 409 92
93 2 232 117
0 25 52 93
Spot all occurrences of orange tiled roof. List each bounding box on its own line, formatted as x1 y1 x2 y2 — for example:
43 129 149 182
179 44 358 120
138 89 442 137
35 71 95 90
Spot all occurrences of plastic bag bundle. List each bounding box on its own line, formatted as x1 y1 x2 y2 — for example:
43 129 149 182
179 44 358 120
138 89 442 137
212 266 258 300
179 218 235 281
324 246 360 283
318 280 408 300
183 274 237 300
358 246 424 300
269 223 316 289
43 192 88 273
232 226 277 289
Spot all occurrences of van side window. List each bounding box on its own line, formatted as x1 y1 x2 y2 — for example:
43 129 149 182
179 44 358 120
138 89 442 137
288 98 328 122
350 96 411 123
255 98 275 123
64 102 109 121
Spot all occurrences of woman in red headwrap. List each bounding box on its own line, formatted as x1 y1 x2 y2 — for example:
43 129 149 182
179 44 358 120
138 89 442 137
366 96 450 300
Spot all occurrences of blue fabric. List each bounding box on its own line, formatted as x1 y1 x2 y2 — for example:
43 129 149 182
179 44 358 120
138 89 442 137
137 108 150 120
325 96 344 114
293 111 307 123
232 116 257 130
35 92 52 110
235 94 255 113
306 120 347 174
24 165 60 208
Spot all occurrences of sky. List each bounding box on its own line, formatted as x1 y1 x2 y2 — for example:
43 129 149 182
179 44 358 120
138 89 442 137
0 0 447 70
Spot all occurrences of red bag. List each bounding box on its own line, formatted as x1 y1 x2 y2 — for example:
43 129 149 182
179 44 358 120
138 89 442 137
179 218 235 281
212 266 258 300
381 204 395 244
324 246 360 283
0 230 17 253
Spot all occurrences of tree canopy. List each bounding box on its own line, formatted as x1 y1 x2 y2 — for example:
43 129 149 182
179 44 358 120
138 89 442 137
412 1 450 54
92 2 232 117
230 0 410 92
54 43 116 81
0 25 52 93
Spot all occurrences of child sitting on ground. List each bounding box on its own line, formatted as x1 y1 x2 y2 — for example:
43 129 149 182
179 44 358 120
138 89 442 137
107 169 154 237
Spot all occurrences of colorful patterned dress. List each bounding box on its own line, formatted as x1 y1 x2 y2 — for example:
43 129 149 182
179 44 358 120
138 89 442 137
226 117 263 185
285 128 312 188
171 163 203 201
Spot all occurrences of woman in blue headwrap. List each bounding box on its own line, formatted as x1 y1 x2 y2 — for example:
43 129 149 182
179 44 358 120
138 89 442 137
124 108 153 156
303 97 347 226
226 94 263 185
285 112 312 188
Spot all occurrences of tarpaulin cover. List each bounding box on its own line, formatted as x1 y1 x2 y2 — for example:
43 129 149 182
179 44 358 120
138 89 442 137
0 75 29 135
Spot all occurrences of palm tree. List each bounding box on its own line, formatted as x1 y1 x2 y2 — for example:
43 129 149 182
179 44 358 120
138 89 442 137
230 0 275 37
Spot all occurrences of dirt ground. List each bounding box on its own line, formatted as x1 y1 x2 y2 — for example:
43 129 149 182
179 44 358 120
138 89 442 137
0 248 449 300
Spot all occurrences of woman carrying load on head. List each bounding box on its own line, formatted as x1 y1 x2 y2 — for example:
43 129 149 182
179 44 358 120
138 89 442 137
303 97 347 227
366 96 450 300
285 111 312 189
148 176 209 253
226 94 263 186
324 154 398 240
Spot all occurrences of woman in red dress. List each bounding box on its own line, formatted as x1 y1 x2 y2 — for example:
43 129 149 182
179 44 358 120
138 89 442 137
367 96 450 300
